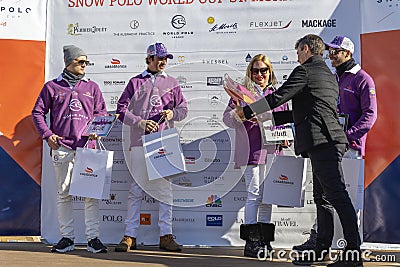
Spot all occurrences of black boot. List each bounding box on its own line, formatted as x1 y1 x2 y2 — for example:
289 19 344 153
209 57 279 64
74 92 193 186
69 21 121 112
244 240 265 258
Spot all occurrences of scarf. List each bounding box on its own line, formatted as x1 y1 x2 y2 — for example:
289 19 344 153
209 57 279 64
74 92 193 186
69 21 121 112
336 58 356 78
62 68 85 86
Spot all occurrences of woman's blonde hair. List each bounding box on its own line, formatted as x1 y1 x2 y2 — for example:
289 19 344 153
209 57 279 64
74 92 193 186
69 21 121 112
244 54 277 94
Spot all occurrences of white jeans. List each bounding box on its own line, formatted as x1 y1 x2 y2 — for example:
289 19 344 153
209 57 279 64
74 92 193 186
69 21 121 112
51 146 100 241
241 164 272 224
124 147 173 238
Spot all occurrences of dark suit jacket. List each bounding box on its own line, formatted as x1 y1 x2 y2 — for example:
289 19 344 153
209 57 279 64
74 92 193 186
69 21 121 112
244 55 347 155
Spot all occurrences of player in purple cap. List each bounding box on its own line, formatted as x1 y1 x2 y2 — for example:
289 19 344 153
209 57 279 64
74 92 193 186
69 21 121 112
115 42 187 253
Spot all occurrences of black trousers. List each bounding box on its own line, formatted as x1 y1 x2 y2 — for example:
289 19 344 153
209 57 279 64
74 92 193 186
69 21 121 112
307 143 361 250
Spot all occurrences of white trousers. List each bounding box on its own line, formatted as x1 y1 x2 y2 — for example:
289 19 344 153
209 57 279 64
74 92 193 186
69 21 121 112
124 147 173 238
51 146 100 241
241 164 272 224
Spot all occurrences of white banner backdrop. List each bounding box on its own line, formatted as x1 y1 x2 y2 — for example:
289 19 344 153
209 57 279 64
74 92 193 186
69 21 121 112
41 0 363 247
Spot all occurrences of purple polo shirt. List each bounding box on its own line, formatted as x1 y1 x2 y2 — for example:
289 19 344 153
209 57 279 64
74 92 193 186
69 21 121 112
336 64 377 156
32 75 107 150
116 70 188 147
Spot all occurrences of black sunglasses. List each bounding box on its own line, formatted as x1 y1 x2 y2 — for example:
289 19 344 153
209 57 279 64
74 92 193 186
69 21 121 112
251 67 269 75
75 59 90 65
328 49 346 56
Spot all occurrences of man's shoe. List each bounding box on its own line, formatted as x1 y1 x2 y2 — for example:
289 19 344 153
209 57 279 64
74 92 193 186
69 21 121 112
159 234 182 252
244 240 265 258
292 229 317 251
115 236 137 252
87 237 108 253
292 249 329 266
51 237 75 253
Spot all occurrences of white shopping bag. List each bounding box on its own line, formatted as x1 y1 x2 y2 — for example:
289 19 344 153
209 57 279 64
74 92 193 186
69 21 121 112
142 127 186 180
69 140 114 199
341 158 365 210
262 155 307 207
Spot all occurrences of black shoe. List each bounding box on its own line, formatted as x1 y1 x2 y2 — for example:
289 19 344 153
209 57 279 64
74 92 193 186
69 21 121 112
87 237 108 253
244 240 264 258
327 250 364 267
292 249 329 266
292 229 317 251
51 237 75 253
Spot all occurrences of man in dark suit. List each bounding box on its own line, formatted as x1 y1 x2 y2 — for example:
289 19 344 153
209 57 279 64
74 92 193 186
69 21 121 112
235 34 362 267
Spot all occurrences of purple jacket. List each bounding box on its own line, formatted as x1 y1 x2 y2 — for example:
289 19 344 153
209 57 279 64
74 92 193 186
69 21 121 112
32 75 107 150
336 64 377 156
223 87 289 168
116 71 188 147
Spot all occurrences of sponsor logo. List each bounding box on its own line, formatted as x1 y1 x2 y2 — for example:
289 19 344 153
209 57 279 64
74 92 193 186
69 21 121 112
206 114 221 128
171 14 186 29
79 167 98 177
273 217 298 227
369 88 376 96
209 94 222 106
150 95 162 107
142 195 156 204
249 20 292 30
163 15 193 39
206 195 222 207
172 217 195 223
69 99 82 111
185 156 196 164
130 20 139 29
176 74 192 88
140 214 151 225
104 80 126 86
102 215 123 223
207 77 223 86
114 19 155 37
233 196 247 201
272 174 294 184
67 23 107 36
105 58 127 69
158 148 166 154
174 177 192 187
301 19 337 28
209 21 238 34
173 198 194 203
113 159 125 165
102 193 123 205
203 176 224 184
235 53 253 68
202 58 228 64
206 215 223 226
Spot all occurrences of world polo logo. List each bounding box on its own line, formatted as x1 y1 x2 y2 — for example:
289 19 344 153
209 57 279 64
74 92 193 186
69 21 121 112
80 167 98 177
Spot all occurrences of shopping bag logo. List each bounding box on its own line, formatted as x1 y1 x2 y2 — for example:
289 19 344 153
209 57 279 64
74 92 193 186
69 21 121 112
158 148 166 154
273 174 294 185
79 166 98 177
279 174 288 181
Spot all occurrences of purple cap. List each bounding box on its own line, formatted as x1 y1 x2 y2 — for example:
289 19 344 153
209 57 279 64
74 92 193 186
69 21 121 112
146 43 173 59
325 36 354 54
